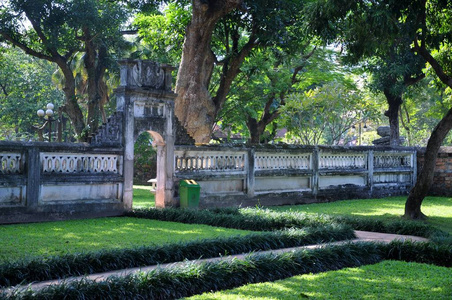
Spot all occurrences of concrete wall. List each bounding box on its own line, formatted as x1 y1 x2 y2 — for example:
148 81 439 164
174 144 417 208
0 141 124 224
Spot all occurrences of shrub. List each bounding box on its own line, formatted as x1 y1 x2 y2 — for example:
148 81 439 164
5 243 383 299
0 225 353 288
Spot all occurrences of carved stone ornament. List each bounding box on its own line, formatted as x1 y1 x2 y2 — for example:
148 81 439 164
131 61 165 89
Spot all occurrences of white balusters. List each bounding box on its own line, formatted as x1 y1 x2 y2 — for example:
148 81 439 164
374 153 412 168
41 153 120 173
319 153 366 169
254 153 310 171
174 151 245 172
0 153 22 174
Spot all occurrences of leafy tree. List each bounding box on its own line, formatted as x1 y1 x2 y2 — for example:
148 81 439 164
0 0 128 140
279 81 380 145
306 0 426 146
168 0 307 143
0 46 64 140
218 46 350 144
307 0 452 219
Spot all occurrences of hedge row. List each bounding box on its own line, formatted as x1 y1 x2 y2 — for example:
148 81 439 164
5 241 451 300
0 225 353 288
4 243 383 300
126 207 445 239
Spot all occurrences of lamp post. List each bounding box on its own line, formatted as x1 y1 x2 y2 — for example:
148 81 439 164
37 103 55 142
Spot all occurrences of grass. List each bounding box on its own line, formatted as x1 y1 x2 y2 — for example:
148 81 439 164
269 196 452 234
133 185 155 208
0 217 252 263
187 260 452 300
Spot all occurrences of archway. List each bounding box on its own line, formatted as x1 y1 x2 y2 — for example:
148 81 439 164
115 60 177 209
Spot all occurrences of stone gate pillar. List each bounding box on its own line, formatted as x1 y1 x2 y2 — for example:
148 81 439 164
115 60 178 208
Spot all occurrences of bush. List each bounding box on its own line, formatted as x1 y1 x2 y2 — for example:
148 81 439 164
0 225 353 288
127 207 447 239
5 243 383 300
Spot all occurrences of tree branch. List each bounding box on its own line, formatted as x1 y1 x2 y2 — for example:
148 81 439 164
0 32 54 61
413 36 452 88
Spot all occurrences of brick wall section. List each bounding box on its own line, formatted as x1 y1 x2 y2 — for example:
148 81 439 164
417 146 452 196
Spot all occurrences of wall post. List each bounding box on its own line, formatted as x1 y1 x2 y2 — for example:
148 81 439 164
312 147 319 197
246 148 255 197
26 147 40 208
367 150 374 194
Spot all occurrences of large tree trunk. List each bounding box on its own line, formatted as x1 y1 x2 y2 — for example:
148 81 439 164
383 89 402 146
404 107 452 219
55 58 86 141
175 0 244 143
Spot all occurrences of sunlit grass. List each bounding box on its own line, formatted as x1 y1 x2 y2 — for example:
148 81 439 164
187 260 452 299
0 217 253 262
269 196 452 234
133 185 155 208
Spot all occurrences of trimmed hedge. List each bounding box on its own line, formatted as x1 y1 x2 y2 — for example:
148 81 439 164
0 225 353 288
4 243 384 300
126 207 447 239
6 241 451 300
383 240 452 267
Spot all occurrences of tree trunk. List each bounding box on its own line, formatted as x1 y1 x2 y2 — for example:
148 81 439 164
175 0 243 143
404 106 452 219
54 58 86 141
383 89 402 146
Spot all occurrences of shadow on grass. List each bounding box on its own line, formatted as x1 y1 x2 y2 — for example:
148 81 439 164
190 261 452 300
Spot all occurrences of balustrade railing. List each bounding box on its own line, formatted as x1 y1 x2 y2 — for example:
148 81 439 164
254 153 310 171
175 151 246 172
0 153 23 174
40 153 121 174
319 153 366 169
175 146 416 196
374 153 412 168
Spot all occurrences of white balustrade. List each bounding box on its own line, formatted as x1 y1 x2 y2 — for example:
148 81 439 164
374 173 411 184
41 153 120 173
175 151 245 172
319 153 366 169
374 153 412 168
0 153 22 174
254 153 310 171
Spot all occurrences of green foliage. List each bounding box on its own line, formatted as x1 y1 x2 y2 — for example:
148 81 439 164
0 217 251 263
5 243 383 299
269 196 452 236
133 2 190 64
0 47 64 140
134 132 157 182
190 260 452 299
0 225 353 287
127 207 334 231
127 206 443 240
279 81 381 145
0 0 130 139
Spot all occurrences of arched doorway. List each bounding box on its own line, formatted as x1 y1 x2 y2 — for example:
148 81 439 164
116 59 177 209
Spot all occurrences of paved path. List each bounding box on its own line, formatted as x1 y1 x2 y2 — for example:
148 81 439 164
4 231 428 294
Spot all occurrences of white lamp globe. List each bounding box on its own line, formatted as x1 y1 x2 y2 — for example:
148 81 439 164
45 109 54 117
46 103 54 110
37 109 45 117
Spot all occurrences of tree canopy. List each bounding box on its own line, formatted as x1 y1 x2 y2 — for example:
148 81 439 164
0 0 128 140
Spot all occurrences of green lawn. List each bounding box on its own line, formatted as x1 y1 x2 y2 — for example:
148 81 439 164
0 217 252 262
133 185 155 208
269 196 452 234
187 260 452 300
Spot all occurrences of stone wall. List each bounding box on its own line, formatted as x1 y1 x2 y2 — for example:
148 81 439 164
0 141 125 224
174 144 417 208
417 147 452 196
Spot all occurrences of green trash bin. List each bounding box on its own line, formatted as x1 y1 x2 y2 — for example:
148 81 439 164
179 180 200 208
